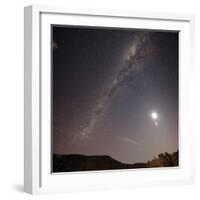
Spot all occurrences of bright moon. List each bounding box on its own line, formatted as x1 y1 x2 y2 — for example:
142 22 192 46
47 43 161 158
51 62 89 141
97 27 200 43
151 112 158 120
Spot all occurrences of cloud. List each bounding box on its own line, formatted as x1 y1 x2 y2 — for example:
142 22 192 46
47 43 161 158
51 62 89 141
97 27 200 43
117 136 141 146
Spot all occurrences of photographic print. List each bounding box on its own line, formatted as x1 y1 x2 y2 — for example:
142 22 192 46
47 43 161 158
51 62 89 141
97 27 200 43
52 26 178 173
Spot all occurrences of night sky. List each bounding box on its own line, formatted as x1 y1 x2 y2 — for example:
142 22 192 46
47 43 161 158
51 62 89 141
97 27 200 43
52 26 178 164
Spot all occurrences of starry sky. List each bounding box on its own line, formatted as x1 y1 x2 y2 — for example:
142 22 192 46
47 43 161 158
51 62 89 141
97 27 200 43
52 26 178 164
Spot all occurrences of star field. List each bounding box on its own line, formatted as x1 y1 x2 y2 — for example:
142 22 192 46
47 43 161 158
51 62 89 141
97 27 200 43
52 26 178 164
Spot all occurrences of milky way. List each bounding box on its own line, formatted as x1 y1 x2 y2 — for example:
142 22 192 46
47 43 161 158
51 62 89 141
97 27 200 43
80 32 154 140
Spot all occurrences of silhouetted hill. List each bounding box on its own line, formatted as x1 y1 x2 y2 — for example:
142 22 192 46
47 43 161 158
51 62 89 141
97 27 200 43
53 154 147 172
53 150 178 172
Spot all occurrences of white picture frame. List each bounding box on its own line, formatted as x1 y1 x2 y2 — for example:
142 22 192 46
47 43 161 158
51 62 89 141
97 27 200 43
24 5 195 194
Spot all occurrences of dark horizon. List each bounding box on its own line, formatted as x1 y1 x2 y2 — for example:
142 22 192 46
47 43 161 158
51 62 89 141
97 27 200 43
52 26 178 165
53 150 179 172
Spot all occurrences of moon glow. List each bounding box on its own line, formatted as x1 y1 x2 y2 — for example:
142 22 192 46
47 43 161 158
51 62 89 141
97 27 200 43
151 111 159 126
151 112 158 120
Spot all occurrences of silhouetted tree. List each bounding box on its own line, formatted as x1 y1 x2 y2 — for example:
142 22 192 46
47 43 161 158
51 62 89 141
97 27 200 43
146 151 178 168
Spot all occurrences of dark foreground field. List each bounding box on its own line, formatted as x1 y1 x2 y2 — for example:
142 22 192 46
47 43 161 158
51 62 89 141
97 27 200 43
53 151 178 172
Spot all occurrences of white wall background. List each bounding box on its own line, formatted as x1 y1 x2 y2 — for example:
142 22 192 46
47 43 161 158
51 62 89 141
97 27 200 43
0 0 199 199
